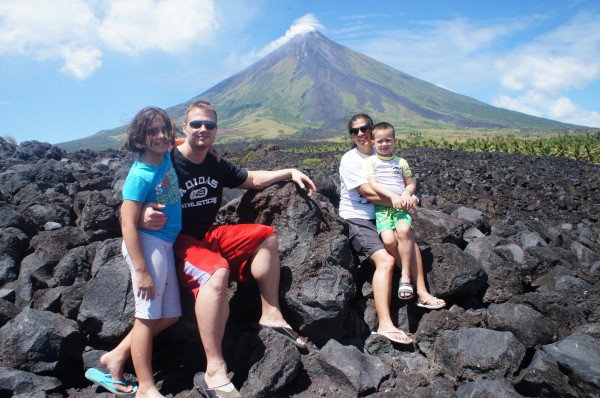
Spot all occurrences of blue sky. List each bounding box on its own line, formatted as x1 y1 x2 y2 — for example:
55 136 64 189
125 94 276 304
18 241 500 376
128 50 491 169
1 0 599 144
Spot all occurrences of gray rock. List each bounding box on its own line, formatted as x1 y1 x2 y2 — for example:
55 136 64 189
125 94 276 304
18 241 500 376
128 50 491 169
414 208 471 248
517 230 548 249
239 327 301 398
77 190 120 239
313 339 393 396
427 242 487 298
465 237 523 304
463 226 484 241
538 323 600 397
0 298 19 328
494 240 525 264
487 302 558 347
456 379 523 397
0 308 83 374
433 327 526 380
44 221 62 230
571 241 596 269
416 308 486 358
514 350 579 398
0 202 34 235
0 227 29 285
0 367 62 396
451 206 484 229
77 239 134 342
49 243 98 287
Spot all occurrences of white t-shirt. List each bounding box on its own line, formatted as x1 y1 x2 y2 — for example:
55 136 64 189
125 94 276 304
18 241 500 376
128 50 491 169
363 154 412 196
338 148 376 220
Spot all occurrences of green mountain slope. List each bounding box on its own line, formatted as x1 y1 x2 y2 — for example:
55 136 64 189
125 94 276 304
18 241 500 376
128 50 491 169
59 31 588 152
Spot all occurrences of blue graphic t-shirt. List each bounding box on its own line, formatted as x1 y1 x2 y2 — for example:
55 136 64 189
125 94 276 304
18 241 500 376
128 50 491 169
122 151 182 243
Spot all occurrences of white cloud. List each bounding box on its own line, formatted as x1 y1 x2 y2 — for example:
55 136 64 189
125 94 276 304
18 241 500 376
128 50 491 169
494 10 600 127
497 14 600 95
0 0 98 58
99 0 218 55
256 14 324 58
497 55 599 93
59 45 103 80
493 91 600 128
0 0 218 79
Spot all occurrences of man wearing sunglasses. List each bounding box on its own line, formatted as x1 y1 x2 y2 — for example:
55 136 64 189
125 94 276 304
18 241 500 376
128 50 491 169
150 100 315 397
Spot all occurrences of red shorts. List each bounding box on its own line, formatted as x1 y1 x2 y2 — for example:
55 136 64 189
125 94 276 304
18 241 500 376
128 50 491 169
174 224 276 297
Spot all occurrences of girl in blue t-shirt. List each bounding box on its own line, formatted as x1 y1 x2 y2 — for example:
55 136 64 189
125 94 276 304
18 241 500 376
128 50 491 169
119 107 182 397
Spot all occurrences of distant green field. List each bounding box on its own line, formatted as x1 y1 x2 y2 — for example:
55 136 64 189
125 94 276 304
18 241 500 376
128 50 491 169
286 131 600 164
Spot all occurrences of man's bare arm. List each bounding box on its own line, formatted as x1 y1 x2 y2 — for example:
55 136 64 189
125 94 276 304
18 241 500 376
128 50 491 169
239 169 316 196
137 202 168 231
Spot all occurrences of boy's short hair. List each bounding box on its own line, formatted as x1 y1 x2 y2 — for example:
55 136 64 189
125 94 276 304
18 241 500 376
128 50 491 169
372 122 395 139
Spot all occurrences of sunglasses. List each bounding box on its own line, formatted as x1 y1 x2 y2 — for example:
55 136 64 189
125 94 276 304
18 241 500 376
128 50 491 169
188 120 217 130
349 125 372 135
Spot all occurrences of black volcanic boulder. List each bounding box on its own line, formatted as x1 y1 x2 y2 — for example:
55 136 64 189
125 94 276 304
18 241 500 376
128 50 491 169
220 182 355 346
0 308 83 375
464 235 524 304
0 367 62 397
0 202 34 236
77 239 134 343
311 339 393 396
76 190 121 240
32 159 76 190
237 328 302 397
514 350 580 398
426 242 487 299
0 299 19 329
487 302 559 348
535 323 600 397
456 379 522 398
15 227 89 308
433 327 526 380
0 227 29 285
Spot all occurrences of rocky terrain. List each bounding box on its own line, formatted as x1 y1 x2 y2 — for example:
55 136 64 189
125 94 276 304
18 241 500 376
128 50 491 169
0 137 599 398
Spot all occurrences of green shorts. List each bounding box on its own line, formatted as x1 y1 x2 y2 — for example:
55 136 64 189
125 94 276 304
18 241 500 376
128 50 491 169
375 205 413 234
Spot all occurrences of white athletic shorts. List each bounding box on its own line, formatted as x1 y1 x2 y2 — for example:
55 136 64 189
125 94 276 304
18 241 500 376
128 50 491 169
122 231 182 319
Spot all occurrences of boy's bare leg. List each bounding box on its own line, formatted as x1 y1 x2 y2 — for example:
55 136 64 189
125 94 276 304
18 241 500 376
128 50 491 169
412 243 446 307
395 224 414 297
380 229 402 270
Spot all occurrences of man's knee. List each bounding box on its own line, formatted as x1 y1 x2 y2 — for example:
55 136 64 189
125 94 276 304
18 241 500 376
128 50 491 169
258 232 279 251
205 268 229 292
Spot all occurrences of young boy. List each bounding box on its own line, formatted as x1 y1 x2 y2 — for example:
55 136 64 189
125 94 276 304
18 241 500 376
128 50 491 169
363 122 418 300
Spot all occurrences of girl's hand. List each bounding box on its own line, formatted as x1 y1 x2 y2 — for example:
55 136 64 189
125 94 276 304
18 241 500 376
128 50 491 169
136 269 155 300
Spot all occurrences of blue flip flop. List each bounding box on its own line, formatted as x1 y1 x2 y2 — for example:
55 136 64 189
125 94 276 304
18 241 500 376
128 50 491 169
85 368 138 395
